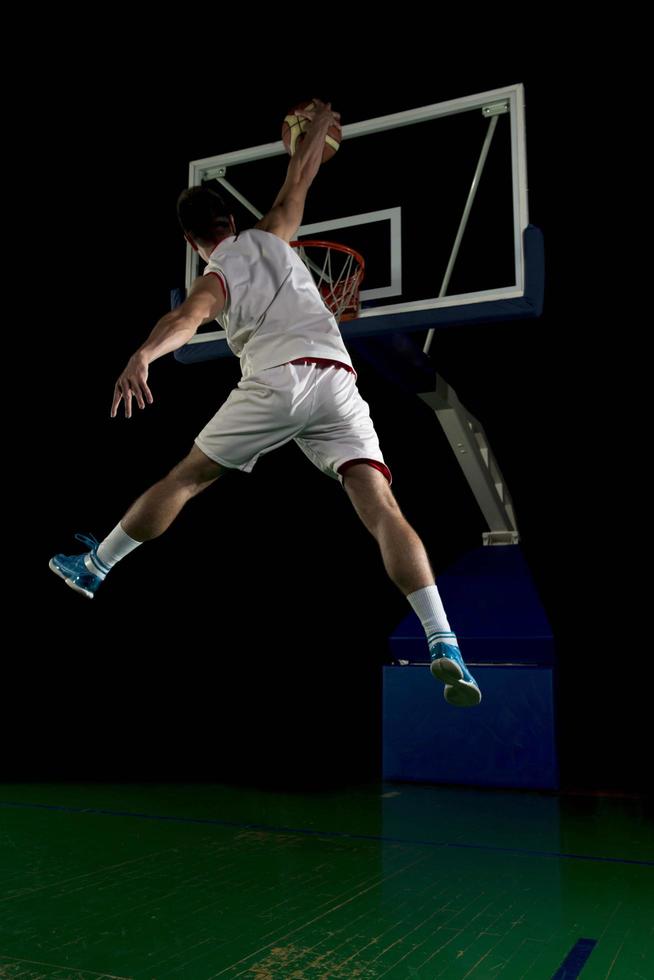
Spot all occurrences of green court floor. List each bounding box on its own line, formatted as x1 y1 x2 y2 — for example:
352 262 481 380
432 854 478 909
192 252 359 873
1 782 651 978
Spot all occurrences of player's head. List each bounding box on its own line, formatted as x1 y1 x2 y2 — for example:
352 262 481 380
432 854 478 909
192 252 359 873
177 184 235 259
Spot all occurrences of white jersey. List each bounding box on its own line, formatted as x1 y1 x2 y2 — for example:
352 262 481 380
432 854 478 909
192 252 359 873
203 228 354 379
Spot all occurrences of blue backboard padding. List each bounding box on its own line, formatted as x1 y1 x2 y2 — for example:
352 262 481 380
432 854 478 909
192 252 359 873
382 664 559 789
390 546 554 666
174 225 544 364
347 331 437 395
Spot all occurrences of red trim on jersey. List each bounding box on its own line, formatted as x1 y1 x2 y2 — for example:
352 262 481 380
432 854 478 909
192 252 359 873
338 458 393 485
289 357 355 374
204 270 227 300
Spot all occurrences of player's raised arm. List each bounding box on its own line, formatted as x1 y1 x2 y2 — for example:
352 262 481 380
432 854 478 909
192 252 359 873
256 99 341 242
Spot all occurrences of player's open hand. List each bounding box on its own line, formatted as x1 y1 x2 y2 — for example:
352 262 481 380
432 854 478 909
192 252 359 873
111 351 153 418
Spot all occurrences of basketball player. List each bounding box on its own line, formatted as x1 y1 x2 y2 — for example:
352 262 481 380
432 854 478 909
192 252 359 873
49 99 481 707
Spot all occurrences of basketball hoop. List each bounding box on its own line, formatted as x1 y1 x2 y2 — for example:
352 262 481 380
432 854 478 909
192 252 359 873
290 240 365 322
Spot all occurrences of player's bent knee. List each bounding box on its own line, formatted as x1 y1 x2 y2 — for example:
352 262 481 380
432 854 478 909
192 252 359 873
344 464 398 533
170 446 223 489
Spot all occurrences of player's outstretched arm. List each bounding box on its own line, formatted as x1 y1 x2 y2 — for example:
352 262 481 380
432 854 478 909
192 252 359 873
110 275 225 419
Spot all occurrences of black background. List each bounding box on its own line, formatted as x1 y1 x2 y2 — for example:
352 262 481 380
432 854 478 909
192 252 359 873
10 38 642 794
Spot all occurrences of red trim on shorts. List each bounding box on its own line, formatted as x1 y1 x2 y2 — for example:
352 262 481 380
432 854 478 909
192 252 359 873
338 458 392 485
204 270 227 300
289 357 355 374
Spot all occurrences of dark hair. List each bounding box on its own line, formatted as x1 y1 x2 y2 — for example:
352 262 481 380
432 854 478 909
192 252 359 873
177 184 231 243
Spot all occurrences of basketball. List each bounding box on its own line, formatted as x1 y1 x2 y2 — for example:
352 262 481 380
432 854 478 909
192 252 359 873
281 101 341 163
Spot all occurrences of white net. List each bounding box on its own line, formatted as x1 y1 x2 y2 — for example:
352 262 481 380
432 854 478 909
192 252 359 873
291 240 365 322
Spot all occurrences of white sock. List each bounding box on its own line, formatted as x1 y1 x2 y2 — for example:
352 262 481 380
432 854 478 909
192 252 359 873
407 584 457 647
95 523 142 571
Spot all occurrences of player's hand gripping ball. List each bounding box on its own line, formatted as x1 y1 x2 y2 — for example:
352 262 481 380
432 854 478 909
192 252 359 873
282 100 341 163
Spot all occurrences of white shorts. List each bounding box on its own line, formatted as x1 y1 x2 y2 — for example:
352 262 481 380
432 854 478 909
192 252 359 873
195 362 392 485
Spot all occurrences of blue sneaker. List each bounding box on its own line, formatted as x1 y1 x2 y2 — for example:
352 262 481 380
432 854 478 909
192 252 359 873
429 632 481 707
49 533 110 599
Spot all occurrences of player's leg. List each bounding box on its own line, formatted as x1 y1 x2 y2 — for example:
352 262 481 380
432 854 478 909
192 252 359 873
121 445 222 541
343 463 481 707
343 462 433 593
50 365 306 600
49 447 222 599
295 365 481 707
